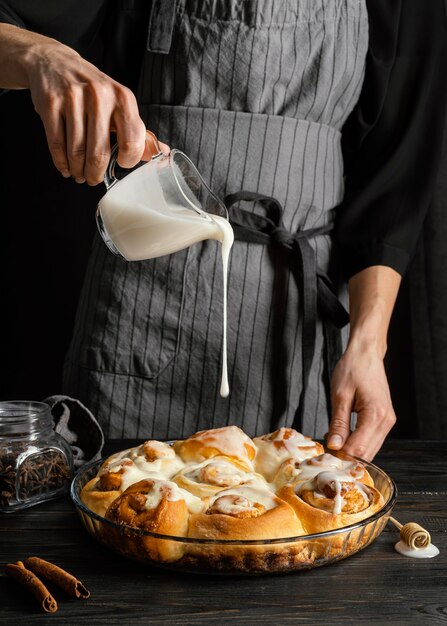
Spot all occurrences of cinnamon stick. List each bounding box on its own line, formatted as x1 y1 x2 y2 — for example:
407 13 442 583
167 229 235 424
5 561 58 613
24 557 90 599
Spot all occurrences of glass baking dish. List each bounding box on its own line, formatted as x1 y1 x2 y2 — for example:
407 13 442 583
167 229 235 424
70 454 397 575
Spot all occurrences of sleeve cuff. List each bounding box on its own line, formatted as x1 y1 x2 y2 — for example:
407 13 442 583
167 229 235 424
0 8 26 29
340 241 411 279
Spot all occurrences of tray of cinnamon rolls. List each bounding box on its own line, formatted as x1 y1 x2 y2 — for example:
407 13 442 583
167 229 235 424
71 426 396 574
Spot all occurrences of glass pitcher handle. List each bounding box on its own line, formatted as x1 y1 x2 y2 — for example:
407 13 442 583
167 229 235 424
104 144 120 190
104 132 164 190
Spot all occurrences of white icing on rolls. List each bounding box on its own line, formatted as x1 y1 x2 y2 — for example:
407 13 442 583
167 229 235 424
138 440 176 459
271 458 302 489
185 459 247 486
295 453 366 484
254 428 322 481
98 442 184 492
208 484 277 514
142 479 205 514
86 427 386 545
132 447 184 476
99 458 161 491
297 470 371 515
209 495 262 516
183 426 256 468
273 427 317 451
100 447 133 469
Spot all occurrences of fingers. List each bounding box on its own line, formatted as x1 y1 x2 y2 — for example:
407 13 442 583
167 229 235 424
326 344 397 461
84 101 111 186
40 78 159 184
29 44 151 183
327 388 354 451
65 87 86 183
341 405 397 461
141 130 168 161
41 101 70 178
113 88 146 168
328 387 397 461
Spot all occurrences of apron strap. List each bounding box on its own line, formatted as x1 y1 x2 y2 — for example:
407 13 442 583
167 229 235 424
225 191 349 433
147 0 177 54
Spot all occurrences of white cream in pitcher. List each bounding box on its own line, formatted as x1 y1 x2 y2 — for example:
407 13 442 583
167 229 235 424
98 160 234 397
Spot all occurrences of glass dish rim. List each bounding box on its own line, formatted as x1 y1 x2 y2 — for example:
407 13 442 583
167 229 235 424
71 450 397 546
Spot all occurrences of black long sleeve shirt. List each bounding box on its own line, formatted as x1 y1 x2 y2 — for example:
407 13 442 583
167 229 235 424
337 0 447 278
1 0 446 279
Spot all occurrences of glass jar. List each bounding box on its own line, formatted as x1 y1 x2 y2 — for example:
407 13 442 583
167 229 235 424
0 401 73 513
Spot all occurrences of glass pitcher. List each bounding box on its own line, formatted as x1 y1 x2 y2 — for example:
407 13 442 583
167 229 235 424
96 143 228 261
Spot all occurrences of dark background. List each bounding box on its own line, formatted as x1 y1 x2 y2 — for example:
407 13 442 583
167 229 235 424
0 90 99 401
1 88 446 439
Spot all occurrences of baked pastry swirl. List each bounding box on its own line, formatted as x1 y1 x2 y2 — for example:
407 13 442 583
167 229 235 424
80 440 184 517
80 426 388 570
173 457 267 499
278 453 383 534
105 478 204 561
173 425 256 469
253 428 324 481
188 484 304 540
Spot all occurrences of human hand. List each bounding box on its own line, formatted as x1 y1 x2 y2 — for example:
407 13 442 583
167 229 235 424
15 31 167 184
326 343 397 461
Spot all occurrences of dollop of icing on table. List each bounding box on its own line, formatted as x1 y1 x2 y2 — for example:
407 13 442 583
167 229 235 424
394 540 440 559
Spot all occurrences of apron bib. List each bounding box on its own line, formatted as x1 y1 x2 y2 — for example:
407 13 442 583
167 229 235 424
63 0 368 439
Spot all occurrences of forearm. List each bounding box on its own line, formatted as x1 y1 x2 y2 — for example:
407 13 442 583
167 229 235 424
327 264 401 460
0 23 70 89
0 23 161 183
347 265 401 359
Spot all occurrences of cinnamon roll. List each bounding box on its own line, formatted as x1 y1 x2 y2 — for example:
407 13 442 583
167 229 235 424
101 440 184 478
173 426 257 470
188 484 303 541
173 456 267 499
273 452 374 490
80 440 184 517
253 428 324 481
105 478 205 562
80 476 122 518
279 466 384 535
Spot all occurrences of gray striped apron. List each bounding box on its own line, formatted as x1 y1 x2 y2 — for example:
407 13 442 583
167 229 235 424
63 0 369 440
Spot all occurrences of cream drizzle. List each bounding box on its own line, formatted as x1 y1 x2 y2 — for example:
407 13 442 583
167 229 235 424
99 458 163 492
254 429 320 480
273 427 318 453
189 426 256 469
210 495 259 516
142 479 205 514
181 458 260 488
99 446 185 491
212 215 234 397
208 484 277 513
297 470 371 515
132 440 176 459
394 540 440 559
296 454 365 484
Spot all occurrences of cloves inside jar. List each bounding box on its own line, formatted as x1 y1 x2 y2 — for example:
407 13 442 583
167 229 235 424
0 401 73 512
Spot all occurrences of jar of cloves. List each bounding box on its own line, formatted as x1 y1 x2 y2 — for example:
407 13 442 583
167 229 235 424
0 401 73 512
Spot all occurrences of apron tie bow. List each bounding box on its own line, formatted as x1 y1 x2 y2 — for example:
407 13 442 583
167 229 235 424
225 191 349 433
270 227 294 246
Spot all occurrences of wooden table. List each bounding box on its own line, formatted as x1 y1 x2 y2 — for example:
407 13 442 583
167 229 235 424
0 440 446 625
